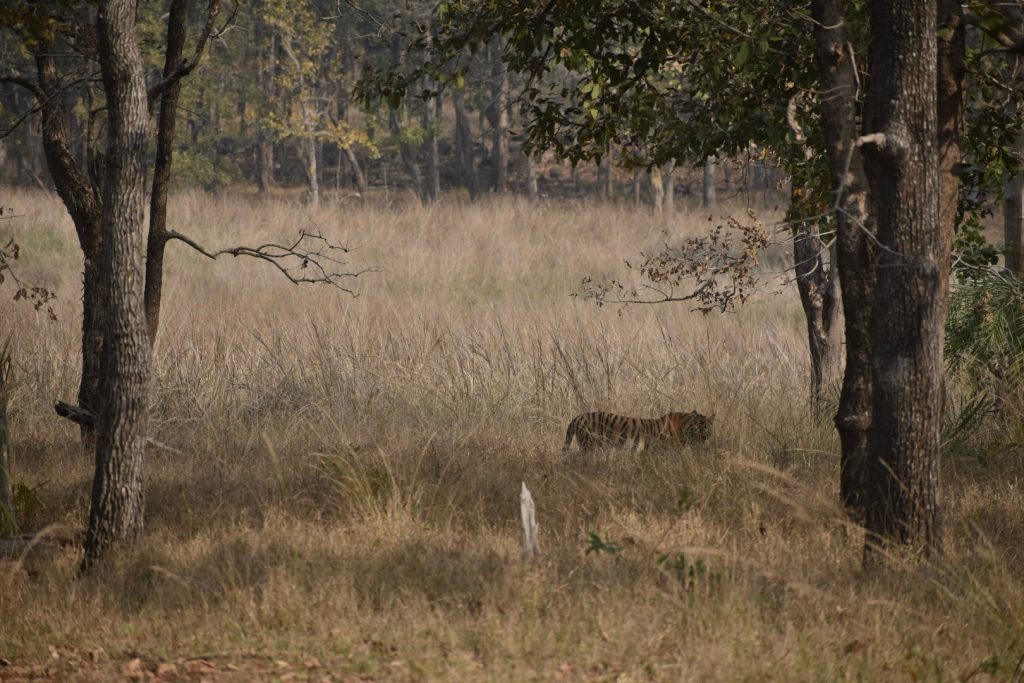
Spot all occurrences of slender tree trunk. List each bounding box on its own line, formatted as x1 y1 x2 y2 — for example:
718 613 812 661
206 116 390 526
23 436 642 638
789 180 842 415
633 167 642 207
702 156 716 207
145 0 187 346
526 152 539 203
423 83 441 202
0 347 14 535
861 0 944 560
83 0 153 571
35 52 105 449
597 153 613 200
343 146 367 197
303 133 319 207
489 36 509 192
1004 133 1024 276
662 160 675 213
811 0 875 518
649 165 664 212
255 29 276 193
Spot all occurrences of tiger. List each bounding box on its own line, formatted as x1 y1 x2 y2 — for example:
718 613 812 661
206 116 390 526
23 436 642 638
563 410 714 453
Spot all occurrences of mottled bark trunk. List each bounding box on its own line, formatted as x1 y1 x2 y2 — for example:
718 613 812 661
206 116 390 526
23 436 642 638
145 0 187 347
702 156 716 207
811 0 875 518
343 146 367 197
789 181 842 416
303 133 319 207
35 52 105 449
83 0 153 571
862 0 944 559
489 36 509 193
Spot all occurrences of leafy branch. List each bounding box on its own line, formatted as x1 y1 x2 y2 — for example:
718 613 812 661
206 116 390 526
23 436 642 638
578 213 771 314
0 208 57 321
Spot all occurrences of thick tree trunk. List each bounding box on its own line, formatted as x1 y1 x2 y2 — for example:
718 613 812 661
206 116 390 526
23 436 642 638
789 181 842 415
83 0 153 571
489 37 509 193
453 88 479 200
702 156 716 207
862 0 944 559
145 0 187 347
811 0 875 518
35 52 105 449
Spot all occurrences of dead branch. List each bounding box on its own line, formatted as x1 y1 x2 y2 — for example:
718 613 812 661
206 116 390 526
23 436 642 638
165 228 375 294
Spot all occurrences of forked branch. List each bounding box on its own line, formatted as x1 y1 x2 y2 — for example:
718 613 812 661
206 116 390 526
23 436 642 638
165 228 375 294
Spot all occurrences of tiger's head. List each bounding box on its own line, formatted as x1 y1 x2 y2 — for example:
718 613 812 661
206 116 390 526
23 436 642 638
663 411 714 443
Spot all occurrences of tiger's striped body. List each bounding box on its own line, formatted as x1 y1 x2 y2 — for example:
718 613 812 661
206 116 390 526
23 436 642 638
563 410 713 453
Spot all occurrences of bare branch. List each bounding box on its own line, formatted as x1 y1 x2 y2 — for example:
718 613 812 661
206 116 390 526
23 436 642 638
164 228 376 294
0 74 43 99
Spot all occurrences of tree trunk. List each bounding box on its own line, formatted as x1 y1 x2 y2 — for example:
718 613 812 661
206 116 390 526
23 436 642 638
0 347 14 536
255 28 275 193
861 0 944 559
789 181 842 416
597 153 613 200
811 0 875 518
702 156 716 207
145 0 187 347
490 36 509 193
453 88 479 200
83 0 153 572
423 84 441 202
35 52 105 449
526 152 539 203
649 166 664 212
633 167 642 207
662 161 675 213
1005 135 1024 276
303 134 319 207
342 146 368 197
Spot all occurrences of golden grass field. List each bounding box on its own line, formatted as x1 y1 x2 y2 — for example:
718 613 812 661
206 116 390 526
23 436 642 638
1 188 1022 681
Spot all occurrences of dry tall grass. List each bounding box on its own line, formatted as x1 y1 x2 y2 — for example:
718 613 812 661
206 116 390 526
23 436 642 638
0 189 1022 680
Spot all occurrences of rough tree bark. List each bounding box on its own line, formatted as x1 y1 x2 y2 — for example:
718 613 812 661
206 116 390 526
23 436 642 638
82 0 153 571
861 0 945 559
34 51 105 449
145 0 187 346
810 0 875 517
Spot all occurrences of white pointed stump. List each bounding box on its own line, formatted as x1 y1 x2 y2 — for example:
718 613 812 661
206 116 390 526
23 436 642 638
520 482 540 559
